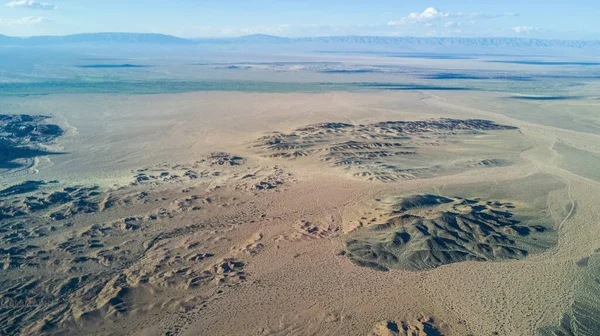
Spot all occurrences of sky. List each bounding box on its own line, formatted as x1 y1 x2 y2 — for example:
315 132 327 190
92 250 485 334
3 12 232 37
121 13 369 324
0 0 599 39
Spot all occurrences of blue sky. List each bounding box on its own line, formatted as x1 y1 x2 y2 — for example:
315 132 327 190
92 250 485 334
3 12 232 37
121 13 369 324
0 0 599 39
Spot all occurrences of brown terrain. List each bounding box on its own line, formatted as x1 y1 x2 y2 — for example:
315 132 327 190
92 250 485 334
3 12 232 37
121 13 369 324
0 90 598 336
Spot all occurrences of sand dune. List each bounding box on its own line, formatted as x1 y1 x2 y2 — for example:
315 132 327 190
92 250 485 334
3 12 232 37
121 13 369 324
540 249 600 336
0 114 64 172
346 192 556 271
0 147 296 335
369 316 448 336
252 118 525 182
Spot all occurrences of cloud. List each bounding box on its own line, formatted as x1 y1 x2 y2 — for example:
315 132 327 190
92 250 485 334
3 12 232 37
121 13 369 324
0 15 44 25
391 7 449 24
388 7 518 25
444 21 464 28
512 26 537 33
6 0 56 10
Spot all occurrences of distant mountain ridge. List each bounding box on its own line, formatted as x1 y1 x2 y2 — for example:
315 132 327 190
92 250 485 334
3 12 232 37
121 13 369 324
0 32 193 45
1 32 600 50
194 34 600 49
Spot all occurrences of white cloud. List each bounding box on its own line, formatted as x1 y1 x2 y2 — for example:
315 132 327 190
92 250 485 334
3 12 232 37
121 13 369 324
6 0 56 10
388 7 518 25
400 7 449 23
0 15 44 25
444 21 477 29
512 26 536 33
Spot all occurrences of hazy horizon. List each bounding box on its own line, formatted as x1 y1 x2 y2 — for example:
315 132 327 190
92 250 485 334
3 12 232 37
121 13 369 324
1 1 600 39
2 31 600 42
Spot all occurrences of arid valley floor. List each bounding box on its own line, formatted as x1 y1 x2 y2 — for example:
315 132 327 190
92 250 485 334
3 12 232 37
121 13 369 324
1 54 600 336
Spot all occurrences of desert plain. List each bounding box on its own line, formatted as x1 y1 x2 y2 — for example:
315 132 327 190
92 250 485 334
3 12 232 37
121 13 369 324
1 50 599 336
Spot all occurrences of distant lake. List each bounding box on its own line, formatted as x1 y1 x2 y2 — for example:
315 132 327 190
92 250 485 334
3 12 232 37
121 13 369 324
487 60 600 66
509 95 581 100
355 83 471 91
77 64 151 68
425 73 533 81
320 69 382 74
0 80 471 96
0 79 593 97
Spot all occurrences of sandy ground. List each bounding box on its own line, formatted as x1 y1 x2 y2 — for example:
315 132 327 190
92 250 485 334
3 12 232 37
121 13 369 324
0 90 598 336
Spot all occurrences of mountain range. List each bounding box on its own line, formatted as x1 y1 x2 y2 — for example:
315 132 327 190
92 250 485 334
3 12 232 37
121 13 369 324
1 33 599 51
